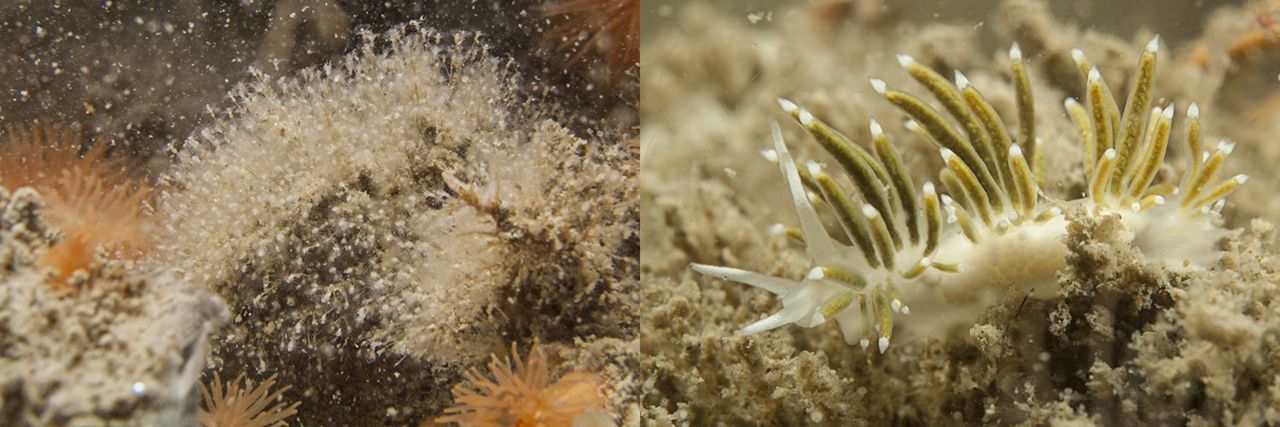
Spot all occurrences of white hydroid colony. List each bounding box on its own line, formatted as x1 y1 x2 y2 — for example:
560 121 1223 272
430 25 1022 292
692 37 1247 353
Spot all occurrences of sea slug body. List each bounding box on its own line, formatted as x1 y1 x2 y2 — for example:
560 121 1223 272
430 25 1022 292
693 36 1247 353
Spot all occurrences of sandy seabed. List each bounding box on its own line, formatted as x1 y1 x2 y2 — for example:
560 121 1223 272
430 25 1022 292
640 1 1280 425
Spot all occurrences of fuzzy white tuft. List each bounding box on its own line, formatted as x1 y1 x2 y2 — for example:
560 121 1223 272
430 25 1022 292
1219 140 1235 155
806 160 823 176
862 204 880 219
954 70 971 89
760 149 779 163
869 78 887 94
798 108 815 126
897 54 914 68
777 98 799 114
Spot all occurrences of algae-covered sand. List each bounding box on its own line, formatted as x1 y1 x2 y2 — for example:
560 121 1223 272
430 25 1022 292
640 1 1280 424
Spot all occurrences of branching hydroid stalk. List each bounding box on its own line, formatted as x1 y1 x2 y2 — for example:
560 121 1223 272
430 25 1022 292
692 36 1248 352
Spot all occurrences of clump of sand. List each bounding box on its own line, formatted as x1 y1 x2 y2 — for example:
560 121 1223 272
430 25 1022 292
640 1 1280 424
159 24 638 425
0 186 227 425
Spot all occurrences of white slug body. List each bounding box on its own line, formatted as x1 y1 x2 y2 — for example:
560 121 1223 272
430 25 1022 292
693 37 1245 352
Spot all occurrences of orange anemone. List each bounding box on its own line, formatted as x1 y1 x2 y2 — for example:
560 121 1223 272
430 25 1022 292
437 341 606 426
0 123 151 289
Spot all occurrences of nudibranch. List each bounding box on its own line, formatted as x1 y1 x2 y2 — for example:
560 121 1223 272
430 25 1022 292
692 37 1247 353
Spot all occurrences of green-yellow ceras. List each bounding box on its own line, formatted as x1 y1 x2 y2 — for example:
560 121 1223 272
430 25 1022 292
693 36 1247 353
